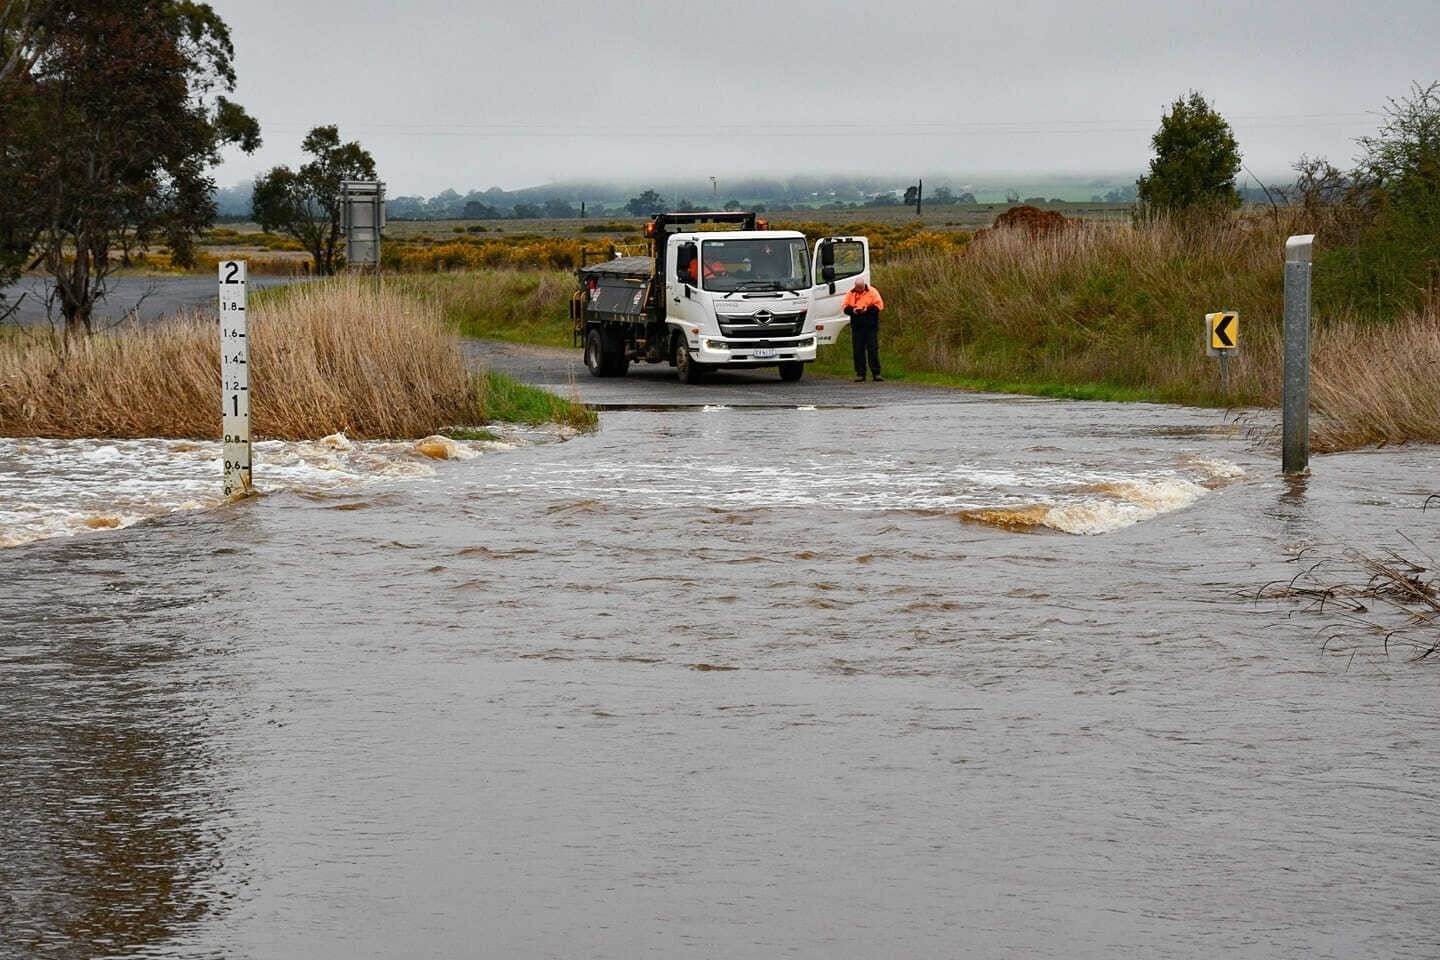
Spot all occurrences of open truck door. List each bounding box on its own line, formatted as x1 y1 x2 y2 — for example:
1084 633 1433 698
810 236 870 345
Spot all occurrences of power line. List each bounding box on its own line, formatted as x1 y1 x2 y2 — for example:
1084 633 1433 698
251 112 1374 141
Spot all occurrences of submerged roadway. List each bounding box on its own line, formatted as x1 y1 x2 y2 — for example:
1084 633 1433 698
464 338 1009 410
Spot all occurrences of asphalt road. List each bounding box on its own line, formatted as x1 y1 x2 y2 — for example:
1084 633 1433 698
463 338 1008 409
1 275 308 328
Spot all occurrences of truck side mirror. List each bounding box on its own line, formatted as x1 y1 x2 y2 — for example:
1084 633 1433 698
818 239 836 288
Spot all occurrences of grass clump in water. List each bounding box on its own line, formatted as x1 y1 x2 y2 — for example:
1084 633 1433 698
1257 544 1440 662
477 370 595 429
437 426 500 442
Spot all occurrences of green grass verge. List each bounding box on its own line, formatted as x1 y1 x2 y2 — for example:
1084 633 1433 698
477 370 595 429
807 331 1161 402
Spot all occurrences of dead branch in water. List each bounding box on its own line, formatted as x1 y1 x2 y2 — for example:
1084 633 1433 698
1257 539 1440 661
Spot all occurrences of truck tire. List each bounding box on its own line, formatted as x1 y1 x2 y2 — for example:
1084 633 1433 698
606 338 630 377
585 328 628 378
584 328 607 377
673 334 705 384
778 361 804 382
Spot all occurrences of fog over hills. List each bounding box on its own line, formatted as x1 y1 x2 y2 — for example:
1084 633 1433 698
214 171 1207 220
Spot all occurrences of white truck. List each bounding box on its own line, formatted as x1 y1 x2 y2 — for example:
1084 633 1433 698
571 211 870 383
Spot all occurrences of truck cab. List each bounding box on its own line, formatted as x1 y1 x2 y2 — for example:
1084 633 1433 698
573 212 869 383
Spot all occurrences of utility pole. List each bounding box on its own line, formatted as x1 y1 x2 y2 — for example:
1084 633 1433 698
916 178 923 216
710 176 717 206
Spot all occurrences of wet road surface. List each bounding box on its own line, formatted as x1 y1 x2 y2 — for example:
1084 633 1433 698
1 335 1436 960
2 276 308 329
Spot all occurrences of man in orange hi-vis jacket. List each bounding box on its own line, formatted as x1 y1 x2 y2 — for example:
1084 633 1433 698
842 278 885 382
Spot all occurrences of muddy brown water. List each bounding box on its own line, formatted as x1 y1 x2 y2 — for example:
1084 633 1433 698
1 343 1436 959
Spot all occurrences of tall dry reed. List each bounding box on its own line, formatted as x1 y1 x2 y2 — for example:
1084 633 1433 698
0 280 488 439
1311 303 1440 450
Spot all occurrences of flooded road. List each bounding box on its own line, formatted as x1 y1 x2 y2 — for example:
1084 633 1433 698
1 363 1437 958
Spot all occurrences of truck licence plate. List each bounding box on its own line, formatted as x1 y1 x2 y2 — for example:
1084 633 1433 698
751 348 776 359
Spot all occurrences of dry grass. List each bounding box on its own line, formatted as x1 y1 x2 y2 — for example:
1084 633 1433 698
869 214 1440 450
1311 303 1440 450
0 280 500 439
873 216 1289 404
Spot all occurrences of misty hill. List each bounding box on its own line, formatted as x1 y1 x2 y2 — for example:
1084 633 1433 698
213 173 1278 221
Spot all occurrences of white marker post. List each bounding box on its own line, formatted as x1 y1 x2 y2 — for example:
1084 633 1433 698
1283 236 1314 475
219 260 252 498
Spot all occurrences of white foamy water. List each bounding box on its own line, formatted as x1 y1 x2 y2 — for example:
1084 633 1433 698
0 431 538 548
1 405 1243 549
494 445 1242 535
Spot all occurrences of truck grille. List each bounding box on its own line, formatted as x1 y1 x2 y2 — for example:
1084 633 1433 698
718 310 805 339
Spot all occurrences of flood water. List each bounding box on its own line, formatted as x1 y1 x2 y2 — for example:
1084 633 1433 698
1 393 1436 959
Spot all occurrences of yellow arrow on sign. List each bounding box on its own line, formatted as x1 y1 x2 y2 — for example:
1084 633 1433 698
1209 311 1239 351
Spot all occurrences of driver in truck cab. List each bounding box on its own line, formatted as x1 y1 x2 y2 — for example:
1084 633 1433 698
681 252 726 284
684 260 728 283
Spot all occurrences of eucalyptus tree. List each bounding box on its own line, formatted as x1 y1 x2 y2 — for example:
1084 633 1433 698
6 0 259 334
0 0 51 303
251 126 377 276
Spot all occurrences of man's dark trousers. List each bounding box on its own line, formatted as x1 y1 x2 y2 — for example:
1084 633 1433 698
851 308 881 378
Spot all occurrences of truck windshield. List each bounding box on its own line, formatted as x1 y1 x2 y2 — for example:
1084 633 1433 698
700 238 810 292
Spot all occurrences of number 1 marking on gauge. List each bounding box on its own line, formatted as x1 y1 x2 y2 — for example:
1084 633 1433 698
220 260 252 498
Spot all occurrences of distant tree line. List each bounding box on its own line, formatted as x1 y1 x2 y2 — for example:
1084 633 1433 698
211 175 1307 225
212 177 1021 222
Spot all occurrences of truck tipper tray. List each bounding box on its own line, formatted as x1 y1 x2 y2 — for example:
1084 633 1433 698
577 256 654 281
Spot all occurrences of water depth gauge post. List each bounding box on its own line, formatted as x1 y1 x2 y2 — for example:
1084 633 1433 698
219 260 252 497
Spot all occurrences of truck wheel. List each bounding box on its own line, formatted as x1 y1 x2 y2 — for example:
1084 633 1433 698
585 328 628 378
606 343 630 377
673 334 705 384
584 328 608 378
778 361 804 382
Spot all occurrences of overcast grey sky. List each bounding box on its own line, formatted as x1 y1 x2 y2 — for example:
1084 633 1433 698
207 0 1439 196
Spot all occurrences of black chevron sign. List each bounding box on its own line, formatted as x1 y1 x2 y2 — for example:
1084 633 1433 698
1209 312 1239 351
